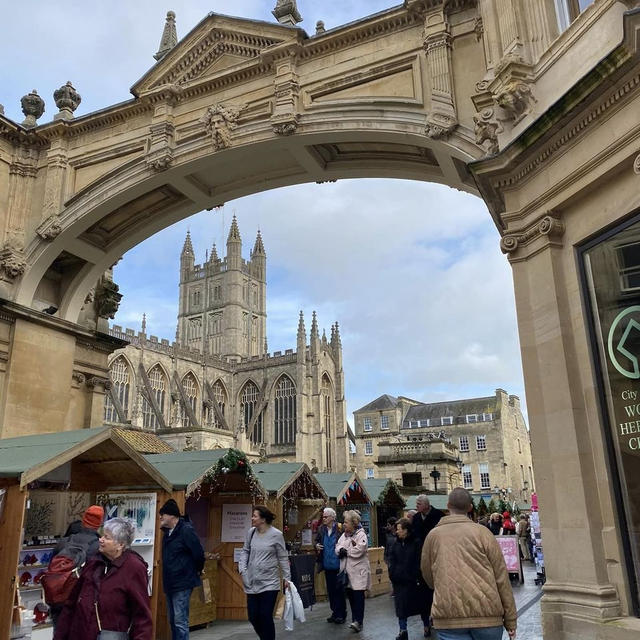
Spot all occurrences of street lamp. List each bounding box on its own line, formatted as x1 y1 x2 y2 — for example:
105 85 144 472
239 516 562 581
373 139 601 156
448 456 464 487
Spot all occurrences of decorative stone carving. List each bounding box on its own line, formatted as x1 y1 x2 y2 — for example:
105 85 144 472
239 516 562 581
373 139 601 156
494 81 536 123
0 241 26 280
272 0 302 26
425 113 456 139
500 213 565 256
154 11 178 61
272 118 298 136
146 121 175 171
36 215 62 241
634 153 640 175
71 371 86 386
200 103 245 151
95 278 123 319
473 108 503 156
316 21 326 34
474 17 483 41
86 376 110 390
20 90 45 128
53 81 81 120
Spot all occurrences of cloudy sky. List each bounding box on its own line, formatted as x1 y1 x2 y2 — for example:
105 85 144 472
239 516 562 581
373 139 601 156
1 1 527 423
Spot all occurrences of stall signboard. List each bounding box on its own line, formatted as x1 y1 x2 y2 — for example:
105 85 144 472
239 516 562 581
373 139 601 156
496 535 522 582
221 504 252 542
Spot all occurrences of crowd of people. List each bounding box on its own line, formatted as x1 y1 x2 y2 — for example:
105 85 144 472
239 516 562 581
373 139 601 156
46 489 521 640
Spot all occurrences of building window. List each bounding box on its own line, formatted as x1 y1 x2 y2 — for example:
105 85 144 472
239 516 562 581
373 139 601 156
419 419 431 427
529 466 535 491
476 435 487 451
459 435 469 452
466 414 478 423
241 381 263 444
462 464 473 490
142 365 166 431
191 289 201 308
205 380 227 430
364 440 373 455
366 468 375 479
402 472 422 488
188 317 202 346
482 412 494 421
518 438 522 454
180 373 198 429
479 463 491 490
441 416 453 426
274 376 296 445
208 312 223 354
322 375 333 470
555 0 594 32
381 415 389 430
104 356 130 423
363 417 372 432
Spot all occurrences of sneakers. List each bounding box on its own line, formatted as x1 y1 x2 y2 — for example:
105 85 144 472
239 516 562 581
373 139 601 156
349 621 362 632
395 631 408 640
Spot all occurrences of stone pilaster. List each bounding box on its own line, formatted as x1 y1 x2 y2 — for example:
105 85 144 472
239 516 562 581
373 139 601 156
37 139 69 241
271 54 301 136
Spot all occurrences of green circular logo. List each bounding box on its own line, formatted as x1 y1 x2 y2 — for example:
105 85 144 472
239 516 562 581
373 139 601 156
607 306 640 379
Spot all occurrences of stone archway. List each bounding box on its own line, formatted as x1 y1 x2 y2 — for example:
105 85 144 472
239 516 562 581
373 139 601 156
3 2 640 639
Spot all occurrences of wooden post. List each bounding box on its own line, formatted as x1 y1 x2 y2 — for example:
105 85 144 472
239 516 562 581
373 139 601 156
0 483 27 637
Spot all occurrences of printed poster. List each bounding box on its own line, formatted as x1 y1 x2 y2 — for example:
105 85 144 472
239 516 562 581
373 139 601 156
221 503 252 542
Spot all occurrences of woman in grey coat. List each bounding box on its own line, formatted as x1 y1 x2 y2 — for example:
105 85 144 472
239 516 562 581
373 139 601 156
238 505 291 640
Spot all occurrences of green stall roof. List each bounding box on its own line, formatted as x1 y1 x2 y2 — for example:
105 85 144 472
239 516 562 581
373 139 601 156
362 478 405 506
315 472 372 505
145 449 230 491
251 462 326 499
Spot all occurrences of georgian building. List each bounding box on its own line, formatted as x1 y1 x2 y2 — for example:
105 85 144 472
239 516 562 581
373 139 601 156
353 389 534 501
104 217 349 470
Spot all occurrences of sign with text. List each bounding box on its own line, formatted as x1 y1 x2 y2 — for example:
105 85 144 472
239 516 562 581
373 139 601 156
221 504 252 542
496 536 521 573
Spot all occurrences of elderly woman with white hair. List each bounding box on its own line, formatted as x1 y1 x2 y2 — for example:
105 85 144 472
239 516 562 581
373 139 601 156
335 510 371 633
315 507 346 623
54 517 152 640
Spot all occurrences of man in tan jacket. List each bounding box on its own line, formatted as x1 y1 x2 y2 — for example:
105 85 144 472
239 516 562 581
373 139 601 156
421 488 517 640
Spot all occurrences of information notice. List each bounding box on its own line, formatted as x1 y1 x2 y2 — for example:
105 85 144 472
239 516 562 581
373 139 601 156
221 504 252 542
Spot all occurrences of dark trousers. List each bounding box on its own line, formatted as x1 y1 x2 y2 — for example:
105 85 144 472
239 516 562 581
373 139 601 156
247 590 280 640
324 569 347 619
346 588 365 625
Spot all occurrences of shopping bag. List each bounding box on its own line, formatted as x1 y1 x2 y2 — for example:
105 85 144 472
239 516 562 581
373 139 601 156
283 589 294 631
289 583 306 623
274 591 286 620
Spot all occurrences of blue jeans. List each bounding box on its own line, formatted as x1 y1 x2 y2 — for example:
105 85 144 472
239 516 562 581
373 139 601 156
167 588 192 640
436 627 504 640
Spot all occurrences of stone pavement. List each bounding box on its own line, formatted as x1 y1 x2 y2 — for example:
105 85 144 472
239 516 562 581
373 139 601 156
192 562 543 640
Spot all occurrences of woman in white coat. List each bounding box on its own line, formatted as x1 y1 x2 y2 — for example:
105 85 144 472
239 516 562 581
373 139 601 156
335 510 371 633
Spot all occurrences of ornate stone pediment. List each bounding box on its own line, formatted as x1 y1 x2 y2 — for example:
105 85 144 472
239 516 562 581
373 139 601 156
132 15 297 96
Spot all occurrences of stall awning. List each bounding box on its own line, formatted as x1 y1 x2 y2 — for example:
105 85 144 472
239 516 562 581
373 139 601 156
0 426 172 491
314 472 372 505
362 478 405 507
145 449 230 493
252 463 327 500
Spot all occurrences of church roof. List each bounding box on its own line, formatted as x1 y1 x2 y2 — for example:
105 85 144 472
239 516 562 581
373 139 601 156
355 394 399 413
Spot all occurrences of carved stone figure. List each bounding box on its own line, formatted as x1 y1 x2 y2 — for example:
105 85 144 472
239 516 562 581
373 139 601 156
53 81 81 120
425 114 456 139
272 0 302 26
95 278 123 319
20 90 45 128
200 103 245 151
36 215 63 241
0 242 26 280
495 81 536 123
473 109 503 156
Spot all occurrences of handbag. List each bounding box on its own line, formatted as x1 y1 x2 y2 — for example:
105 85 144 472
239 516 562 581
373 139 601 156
95 601 129 640
336 570 348 589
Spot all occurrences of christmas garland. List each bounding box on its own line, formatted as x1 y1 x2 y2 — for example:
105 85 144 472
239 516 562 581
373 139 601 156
189 448 264 498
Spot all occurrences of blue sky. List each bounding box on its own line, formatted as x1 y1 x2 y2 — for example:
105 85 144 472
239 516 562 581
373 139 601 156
0 1 527 424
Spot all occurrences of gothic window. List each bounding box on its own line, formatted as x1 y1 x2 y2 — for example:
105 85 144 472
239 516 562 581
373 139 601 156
322 375 333 470
104 356 130 423
205 380 228 430
142 365 166 431
188 317 202 346
241 381 263 444
180 373 198 429
251 316 258 356
191 288 202 308
274 376 296 445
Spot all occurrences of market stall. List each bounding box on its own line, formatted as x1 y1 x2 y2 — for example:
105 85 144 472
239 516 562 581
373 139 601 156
145 448 265 623
0 427 173 640
361 478 405 547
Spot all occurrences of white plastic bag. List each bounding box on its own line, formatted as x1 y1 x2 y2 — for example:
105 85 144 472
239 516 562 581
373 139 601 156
289 582 306 623
283 589 294 631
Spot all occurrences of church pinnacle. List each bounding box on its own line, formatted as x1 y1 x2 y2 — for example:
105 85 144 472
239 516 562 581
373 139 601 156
154 11 178 61
227 214 241 243
181 230 194 257
209 243 219 262
253 230 266 256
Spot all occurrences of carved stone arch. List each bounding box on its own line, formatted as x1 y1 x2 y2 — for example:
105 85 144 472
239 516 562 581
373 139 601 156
321 371 334 389
147 360 171 382
181 369 201 396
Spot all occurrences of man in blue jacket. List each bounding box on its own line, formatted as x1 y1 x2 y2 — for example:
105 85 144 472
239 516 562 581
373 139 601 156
159 499 205 640
315 507 346 624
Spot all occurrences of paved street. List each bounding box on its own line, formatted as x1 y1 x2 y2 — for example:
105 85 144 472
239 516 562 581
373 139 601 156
192 562 543 640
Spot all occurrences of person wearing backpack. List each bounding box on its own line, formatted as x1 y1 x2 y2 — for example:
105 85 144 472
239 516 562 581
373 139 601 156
44 505 104 627
53 517 152 640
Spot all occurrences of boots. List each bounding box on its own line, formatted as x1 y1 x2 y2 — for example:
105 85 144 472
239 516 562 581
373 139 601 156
395 631 408 640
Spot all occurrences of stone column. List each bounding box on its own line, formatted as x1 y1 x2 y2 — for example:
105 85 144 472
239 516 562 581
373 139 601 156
37 139 69 242
504 220 623 634
423 9 457 138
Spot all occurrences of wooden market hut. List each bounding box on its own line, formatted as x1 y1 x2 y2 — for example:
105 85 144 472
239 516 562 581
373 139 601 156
0 426 173 639
251 462 327 548
362 478 406 547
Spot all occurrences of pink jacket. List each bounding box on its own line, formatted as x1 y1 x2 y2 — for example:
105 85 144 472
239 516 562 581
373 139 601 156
335 527 371 591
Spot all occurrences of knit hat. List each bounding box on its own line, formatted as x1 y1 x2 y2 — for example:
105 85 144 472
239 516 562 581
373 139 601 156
502 511 511 519
159 499 181 518
82 505 104 530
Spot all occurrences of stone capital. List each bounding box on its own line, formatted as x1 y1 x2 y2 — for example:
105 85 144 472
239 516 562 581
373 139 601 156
500 212 565 261
36 215 63 241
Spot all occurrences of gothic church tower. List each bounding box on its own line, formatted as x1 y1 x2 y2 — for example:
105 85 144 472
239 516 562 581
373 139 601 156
176 216 267 360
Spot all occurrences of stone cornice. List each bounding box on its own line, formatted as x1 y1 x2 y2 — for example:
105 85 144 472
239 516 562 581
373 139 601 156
500 212 565 261
470 8 640 223
0 116 49 148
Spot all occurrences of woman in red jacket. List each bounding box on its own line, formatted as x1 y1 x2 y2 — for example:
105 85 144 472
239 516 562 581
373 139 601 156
54 517 152 640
